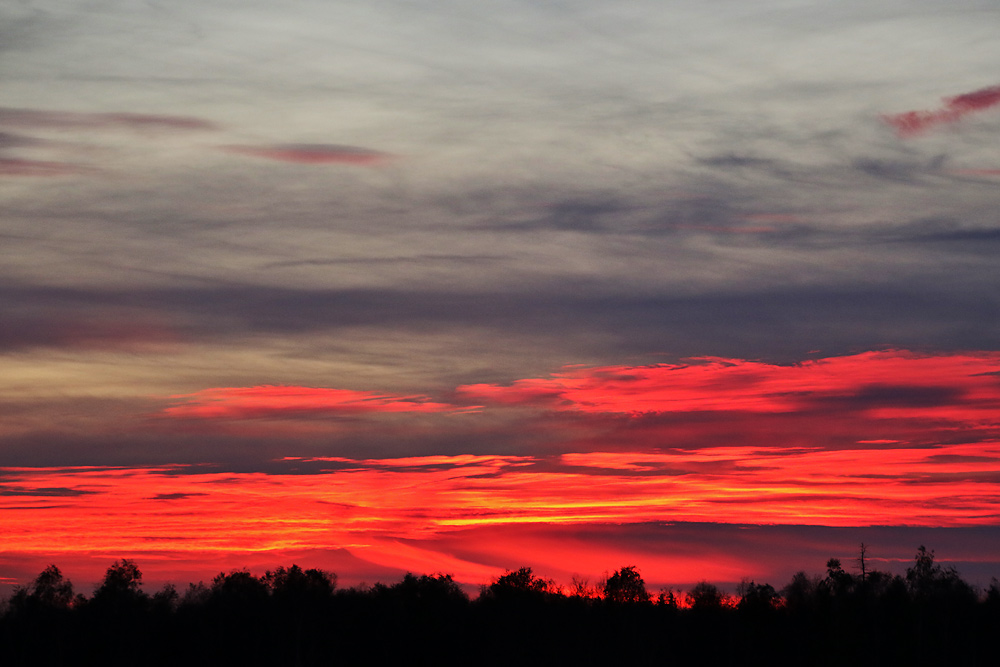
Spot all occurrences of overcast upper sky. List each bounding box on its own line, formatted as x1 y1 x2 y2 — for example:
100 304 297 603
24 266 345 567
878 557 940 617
2 0 999 594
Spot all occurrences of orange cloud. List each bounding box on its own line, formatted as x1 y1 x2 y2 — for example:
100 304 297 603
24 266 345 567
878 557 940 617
882 85 1000 136
164 385 457 419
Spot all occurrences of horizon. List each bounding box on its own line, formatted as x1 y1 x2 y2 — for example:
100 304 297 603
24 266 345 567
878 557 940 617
3 532 996 603
2 1 999 601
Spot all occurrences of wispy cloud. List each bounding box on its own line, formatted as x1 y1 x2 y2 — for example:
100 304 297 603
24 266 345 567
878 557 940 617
220 144 390 165
0 158 86 176
882 85 1000 136
165 386 458 419
0 108 217 131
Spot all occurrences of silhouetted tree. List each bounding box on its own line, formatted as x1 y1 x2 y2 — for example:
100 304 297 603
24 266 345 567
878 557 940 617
856 542 868 584
383 573 467 606
150 583 179 613
91 559 148 608
986 578 1000 606
655 587 679 608
9 565 75 614
905 545 975 605
782 571 819 614
604 565 649 604
737 580 780 613
906 546 936 590
488 567 552 600
264 564 336 603
824 557 854 596
688 581 724 611
179 581 210 608
569 575 598 599
3 554 998 667
210 568 269 607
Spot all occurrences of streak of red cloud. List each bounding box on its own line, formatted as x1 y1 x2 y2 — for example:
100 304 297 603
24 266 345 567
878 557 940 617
0 108 217 131
164 385 456 419
221 144 390 165
882 85 1000 136
457 351 1000 421
0 158 85 176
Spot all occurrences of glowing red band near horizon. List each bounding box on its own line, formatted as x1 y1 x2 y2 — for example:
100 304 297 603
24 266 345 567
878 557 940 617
3 350 999 585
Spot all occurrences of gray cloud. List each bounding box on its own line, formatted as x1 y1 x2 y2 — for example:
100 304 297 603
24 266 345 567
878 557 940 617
1 280 998 365
0 486 94 497
148 492 208 500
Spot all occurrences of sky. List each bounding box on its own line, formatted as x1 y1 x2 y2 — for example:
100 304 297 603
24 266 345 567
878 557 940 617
2 0 1000 597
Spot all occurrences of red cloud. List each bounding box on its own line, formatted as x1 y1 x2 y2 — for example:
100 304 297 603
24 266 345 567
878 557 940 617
3 442 999 583
165 385 455 419
221 144 390 165
882 85 1000 136
457 350 1000 420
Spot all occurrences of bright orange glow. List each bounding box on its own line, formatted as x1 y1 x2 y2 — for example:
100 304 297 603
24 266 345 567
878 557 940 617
5 350 1000 591
4 443 1000 573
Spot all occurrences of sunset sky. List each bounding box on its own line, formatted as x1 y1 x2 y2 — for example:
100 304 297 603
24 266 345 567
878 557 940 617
2 0 1000 597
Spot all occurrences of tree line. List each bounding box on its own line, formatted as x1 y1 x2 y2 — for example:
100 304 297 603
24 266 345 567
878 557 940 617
2 545 998 666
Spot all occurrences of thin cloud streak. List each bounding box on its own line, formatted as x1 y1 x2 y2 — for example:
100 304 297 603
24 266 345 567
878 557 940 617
882 85 1000 136
0 158 86 176
0 108 218 131
220 144 390 165
165 385 459 419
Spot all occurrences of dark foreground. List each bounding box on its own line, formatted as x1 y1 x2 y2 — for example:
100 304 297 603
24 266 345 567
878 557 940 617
3 549 999 666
